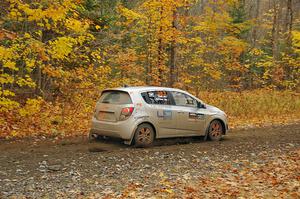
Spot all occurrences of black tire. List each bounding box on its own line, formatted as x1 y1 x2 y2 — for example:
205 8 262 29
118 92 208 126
134 124 155 147
207 120 223 141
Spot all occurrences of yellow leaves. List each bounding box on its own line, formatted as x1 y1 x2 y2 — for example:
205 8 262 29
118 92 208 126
19 4 44 22
0 86 19 113
0 1 106 137
3 61 18 71
118 5 144 24
91 50 101 61
0 97 20 112
292 31 300 54
25 59 35 68
0 47 6 60
184 79 192 84
250 48 264 56
191 37 202 44
16 75 36 88
1 90 15 97
8 10 17 19
19 97 43 117
45 6 66 23
0 46 13 60
0 73 14 84
194 22 217 33
95 25 101 30
48 34 94 60
24 33 31 38
48 37 77 60
204 65 222 80
165 188 174 194
8 0 84 33
78 34 94 45
42 66 62 78
220 36 247 56
182 1 250 88
116 0 189 84
8 8 22 20
62 0 77 9
118 5 147 31
65 18 89 33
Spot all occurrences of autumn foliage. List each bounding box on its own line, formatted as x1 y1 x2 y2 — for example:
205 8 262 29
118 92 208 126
0 0 300 138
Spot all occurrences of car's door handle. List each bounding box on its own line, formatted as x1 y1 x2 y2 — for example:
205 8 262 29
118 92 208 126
177 111 184 113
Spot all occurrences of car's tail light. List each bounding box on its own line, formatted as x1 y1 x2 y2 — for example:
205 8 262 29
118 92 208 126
119 107 134 121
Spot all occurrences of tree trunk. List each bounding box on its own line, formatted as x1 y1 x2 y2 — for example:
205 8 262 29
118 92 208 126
169 9 177 87
284 0 293 84
157 2 164 86
252 0 260 47
271 0 279 61
286 0 293 49
35 66 42 96
145 15 153 85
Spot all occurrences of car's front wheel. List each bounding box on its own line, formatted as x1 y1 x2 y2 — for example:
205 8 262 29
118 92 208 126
208 120 223 141
134 124 155 147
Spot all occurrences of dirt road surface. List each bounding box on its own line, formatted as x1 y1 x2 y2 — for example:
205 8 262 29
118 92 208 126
0 124 299 198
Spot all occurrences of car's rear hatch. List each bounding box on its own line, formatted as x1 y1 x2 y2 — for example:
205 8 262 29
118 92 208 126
95 90 134 122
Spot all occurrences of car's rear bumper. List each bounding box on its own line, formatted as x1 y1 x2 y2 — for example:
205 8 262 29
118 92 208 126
90 116 136 140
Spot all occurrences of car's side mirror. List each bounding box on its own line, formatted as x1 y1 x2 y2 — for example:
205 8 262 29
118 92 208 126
197 102 206 109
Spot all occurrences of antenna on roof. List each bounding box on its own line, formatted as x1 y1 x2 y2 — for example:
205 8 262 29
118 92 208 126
123 84 129 88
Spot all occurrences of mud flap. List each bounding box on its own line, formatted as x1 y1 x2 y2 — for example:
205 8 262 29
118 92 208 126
204 126 209 141
123 122 140 145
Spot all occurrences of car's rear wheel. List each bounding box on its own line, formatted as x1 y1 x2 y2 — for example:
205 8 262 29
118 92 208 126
208 120 223 141
134 124 155 147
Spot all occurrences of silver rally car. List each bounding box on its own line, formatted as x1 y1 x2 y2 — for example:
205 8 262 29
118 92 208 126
90 86 228 147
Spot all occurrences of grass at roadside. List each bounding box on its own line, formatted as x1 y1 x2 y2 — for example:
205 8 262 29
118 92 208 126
200 89 300 128
1 89 299 139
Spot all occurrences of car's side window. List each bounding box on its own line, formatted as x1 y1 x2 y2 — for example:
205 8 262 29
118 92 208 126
141 91 171 105
171 91 198 108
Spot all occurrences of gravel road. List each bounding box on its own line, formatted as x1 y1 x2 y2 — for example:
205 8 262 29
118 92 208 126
0 124 299 198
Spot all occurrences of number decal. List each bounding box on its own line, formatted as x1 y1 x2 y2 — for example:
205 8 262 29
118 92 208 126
157 110 172 120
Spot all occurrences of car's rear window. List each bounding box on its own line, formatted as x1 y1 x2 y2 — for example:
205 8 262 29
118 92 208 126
99 91 132 104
